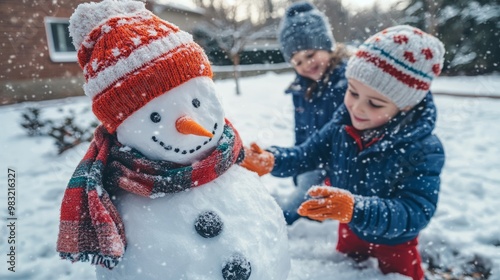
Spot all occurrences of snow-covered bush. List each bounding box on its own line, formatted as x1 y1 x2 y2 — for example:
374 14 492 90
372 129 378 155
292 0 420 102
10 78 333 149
20 107 98 154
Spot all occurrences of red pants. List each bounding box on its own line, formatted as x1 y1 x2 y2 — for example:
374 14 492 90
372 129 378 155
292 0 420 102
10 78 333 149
336 223 424 280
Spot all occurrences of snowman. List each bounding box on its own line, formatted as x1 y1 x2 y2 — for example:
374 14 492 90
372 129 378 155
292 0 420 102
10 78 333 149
56 1 290 280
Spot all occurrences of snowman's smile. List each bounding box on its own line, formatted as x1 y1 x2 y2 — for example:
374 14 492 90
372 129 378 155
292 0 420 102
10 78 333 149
151 122 218 155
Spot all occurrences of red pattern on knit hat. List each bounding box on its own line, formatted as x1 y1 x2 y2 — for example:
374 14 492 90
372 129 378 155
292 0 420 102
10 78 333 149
404 51 416 63
80 16 181 80
421 48 434 60
413 29 424 36
346 25 444 109
356 50 430 91
393 34 409 44
71 4 213 133
432 64 442 75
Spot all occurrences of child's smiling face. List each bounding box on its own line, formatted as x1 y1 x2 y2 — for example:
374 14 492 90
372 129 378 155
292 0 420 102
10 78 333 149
344 79 402 131
290 50 331 81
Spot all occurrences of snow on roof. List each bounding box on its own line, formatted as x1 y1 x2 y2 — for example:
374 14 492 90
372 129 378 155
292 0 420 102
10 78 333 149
153 0 205 15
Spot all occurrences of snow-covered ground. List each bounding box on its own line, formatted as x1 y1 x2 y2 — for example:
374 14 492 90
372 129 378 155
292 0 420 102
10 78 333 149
0 72 499 279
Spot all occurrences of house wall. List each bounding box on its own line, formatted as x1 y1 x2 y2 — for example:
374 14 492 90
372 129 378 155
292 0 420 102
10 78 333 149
153 6 205 32
0 0 86 82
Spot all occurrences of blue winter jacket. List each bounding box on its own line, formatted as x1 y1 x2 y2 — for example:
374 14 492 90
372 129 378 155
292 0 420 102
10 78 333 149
270 93 445 245
286 62 347 145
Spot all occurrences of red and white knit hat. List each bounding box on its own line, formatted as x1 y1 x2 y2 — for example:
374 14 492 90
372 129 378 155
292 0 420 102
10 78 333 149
69 0 212 133
346 25 445 109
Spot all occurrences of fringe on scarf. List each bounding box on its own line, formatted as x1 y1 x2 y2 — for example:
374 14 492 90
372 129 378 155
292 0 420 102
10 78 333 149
59 252 121 269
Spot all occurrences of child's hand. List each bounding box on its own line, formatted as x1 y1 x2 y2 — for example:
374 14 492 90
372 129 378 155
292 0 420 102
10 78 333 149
240 143 274 176
298 186 354 223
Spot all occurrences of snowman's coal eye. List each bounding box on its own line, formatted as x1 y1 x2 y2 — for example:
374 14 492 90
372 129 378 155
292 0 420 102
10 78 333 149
192 98 201 108
150 112 161 123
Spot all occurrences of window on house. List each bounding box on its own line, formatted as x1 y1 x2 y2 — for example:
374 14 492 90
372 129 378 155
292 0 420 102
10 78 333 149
44 17 77 63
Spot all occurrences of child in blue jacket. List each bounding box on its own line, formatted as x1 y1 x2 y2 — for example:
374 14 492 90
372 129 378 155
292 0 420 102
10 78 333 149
242 25 445 280
276 1 349 224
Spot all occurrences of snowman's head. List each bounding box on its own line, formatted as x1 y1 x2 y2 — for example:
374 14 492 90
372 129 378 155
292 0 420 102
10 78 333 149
116 77 224 164
68 0 214 137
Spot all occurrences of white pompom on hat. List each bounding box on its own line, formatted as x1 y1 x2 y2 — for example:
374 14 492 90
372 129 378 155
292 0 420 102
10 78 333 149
346 25 445 109
69 0 146 49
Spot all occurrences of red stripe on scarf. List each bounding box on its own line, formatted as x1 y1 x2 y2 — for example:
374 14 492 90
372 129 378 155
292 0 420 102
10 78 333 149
191 149 221 186
88 190 125 257
116 166 155 196
88 190 115 224
60 188 85 221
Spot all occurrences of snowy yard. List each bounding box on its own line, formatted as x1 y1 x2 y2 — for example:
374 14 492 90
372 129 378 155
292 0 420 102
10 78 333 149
0 72 499 279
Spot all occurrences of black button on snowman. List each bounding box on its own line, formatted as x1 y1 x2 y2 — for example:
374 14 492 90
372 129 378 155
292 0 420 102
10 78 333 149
195 211 251 280
195 211 224 238
222 254 252 280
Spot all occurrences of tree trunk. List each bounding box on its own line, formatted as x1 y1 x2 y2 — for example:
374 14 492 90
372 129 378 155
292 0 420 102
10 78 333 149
232 54 241 95
424 0 440 35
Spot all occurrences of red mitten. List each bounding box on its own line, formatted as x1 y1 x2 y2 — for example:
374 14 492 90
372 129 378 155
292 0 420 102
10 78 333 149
298 186 354 223
240 142 274 176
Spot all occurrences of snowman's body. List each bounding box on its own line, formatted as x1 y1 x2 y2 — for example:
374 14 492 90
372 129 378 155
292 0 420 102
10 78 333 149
66 1 290 278
96 165 289 280
93 77 290 279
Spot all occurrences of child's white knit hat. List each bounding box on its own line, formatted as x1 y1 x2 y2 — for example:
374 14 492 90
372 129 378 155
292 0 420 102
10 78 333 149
346 25 445 109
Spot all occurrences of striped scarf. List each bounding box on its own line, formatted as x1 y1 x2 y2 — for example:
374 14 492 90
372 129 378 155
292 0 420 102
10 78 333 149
57 119 243 269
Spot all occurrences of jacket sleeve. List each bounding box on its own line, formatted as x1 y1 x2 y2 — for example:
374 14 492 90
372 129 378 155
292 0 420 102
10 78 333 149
289 79 309 146
293 102 309 146
269 120 338 178
349 136 445 240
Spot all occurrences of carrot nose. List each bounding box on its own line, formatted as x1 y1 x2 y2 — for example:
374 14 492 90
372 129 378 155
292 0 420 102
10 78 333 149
175 116 214 138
